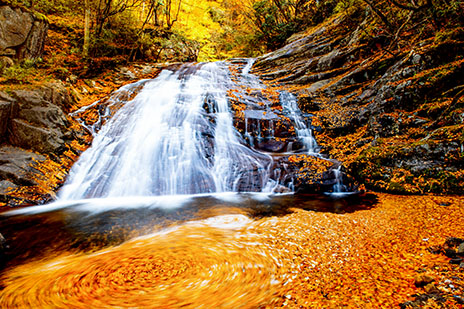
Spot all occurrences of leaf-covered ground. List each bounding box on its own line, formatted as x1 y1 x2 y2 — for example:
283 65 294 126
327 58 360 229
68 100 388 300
1 193 463 307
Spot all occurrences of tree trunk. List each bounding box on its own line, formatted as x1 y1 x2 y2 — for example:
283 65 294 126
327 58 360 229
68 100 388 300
83 0 91 57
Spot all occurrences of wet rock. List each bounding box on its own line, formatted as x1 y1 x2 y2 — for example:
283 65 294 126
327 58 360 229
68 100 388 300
0 146 45 187
414 274 434 287
0 180 18 192
271 154 355 194
427 245 442 255
285 140 305 152
446 237 464 247
450 258 463 265
273 184 292 193
0 100 13 141
257 140 286 152
444 248 457 258
457 243 464 256
243 110 279 120
0 180 18 202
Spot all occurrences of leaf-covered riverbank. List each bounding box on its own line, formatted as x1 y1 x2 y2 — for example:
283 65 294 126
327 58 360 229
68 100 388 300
1 193 463 307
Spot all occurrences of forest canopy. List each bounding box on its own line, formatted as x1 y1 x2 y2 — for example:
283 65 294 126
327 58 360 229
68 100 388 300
1 0 342 61
2 0 463 63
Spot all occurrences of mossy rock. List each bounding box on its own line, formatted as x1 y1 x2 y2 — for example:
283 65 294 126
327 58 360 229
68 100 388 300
33 12 49 23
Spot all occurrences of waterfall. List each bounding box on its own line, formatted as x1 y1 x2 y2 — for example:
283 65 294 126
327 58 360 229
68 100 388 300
279 91 318 154
240 59 319 155
278 91 350 194
59 62 274 200
242 59 254 75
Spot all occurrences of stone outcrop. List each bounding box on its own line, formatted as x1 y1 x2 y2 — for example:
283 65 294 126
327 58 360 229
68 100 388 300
227 59 356 194
252 13 464 194
0 82 75 203
0 146 46 202
0 4 48 64
1 82 71 153
0 95 12 140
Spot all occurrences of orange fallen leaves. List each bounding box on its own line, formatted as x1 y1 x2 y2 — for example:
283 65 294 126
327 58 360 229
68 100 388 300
1 194 463 307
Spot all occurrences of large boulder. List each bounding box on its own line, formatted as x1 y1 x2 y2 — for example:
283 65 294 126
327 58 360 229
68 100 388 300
0 82 75 205
0 146 45 190
0 5 48 61
1 83 72 154
9 119 65 153
0 6 33 52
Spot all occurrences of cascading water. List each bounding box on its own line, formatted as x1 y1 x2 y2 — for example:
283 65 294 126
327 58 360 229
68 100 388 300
278 91 347 194
333 165 347 193
240 59 347 195
58 62 274 200
239 59 319 154
0 63 360 309
279 91 318 154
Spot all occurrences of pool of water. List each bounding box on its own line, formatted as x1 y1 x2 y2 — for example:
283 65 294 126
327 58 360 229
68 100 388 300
0 193 376 272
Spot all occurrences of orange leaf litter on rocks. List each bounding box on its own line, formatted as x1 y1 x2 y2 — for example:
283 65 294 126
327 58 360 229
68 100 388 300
0 193 463 308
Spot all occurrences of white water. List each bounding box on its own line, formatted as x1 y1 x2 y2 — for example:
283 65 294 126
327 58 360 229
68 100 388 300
239 59 319 154
59 62 274 200
279 91 318 154
2 60 353 217
332 165 347 193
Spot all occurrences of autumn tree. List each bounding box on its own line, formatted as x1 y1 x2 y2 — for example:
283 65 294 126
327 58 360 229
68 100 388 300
84 0 91 57
164 0 182 29
94 0 144 36
138 0 164 34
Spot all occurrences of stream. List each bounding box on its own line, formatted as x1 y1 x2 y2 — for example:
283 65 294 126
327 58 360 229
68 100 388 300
0 60 367 307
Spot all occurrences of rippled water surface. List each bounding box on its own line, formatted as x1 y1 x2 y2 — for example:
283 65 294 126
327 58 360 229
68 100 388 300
0 193 376 307
2 194 464 308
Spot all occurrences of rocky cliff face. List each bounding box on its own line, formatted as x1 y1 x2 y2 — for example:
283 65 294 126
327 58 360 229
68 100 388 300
0 4 48 67
0 83 71 153
253 14 464 194
0 82 75 204
0 83 71 152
